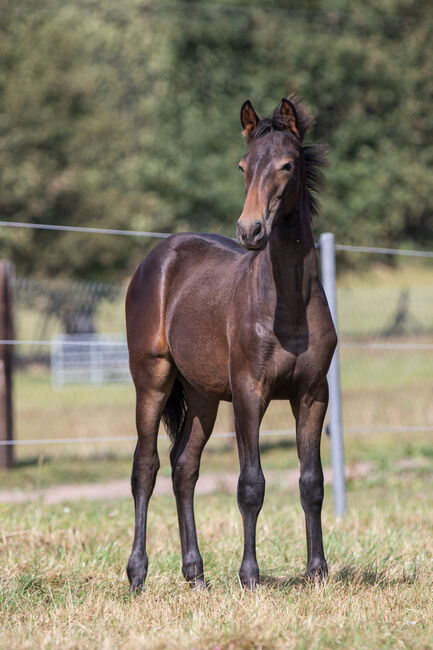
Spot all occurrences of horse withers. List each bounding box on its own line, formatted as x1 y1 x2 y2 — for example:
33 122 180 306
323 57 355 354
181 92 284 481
125 95 337 591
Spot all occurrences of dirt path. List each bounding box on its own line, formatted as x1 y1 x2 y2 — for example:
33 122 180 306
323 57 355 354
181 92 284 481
0 463 375 505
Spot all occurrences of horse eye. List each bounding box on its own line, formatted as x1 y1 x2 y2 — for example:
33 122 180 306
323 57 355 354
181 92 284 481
238 164 245 173
281 162 293 172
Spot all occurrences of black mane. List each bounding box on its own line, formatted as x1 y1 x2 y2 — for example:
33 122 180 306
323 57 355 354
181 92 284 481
302 142 328 217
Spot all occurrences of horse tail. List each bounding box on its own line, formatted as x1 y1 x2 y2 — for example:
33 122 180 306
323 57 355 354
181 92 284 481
162 377 187 444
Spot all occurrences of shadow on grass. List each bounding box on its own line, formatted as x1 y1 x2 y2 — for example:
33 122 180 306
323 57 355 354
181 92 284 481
260 574 308 590
261 562 418 591
333 563 418 587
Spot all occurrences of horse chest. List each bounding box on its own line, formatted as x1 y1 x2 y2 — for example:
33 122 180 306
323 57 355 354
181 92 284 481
247 309 334 400
245 323 303 388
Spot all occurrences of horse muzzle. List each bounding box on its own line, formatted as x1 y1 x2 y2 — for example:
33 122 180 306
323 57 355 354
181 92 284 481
236 218 268 250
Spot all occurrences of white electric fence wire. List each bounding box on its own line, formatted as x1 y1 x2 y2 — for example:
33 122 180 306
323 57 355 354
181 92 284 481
0 220 170 239
1 430 295 445
1 220 433 257
1 425 433 446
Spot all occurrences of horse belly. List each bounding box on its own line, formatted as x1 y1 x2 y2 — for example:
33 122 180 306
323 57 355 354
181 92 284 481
171 332 231 399
167 298 231 400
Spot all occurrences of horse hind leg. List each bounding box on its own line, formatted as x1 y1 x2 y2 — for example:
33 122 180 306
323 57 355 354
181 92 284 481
170 387 218 588
127 357 175 592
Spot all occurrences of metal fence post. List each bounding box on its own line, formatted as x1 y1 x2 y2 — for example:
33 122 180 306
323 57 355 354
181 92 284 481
0 260 14 469
319 233 346 516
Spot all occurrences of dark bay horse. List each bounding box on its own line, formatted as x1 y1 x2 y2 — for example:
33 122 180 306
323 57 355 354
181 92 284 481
126 96 337 591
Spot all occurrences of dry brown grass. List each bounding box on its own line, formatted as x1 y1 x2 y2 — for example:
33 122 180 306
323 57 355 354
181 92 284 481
3 259 432 647
1 465 432 649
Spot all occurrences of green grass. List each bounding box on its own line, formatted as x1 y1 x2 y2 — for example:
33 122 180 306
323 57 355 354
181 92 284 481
337 257 433 289
1 464 432 649
340 348 433 389
336 258 433 338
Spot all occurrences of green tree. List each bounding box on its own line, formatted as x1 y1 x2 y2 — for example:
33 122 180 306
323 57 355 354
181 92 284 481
1 0 432 280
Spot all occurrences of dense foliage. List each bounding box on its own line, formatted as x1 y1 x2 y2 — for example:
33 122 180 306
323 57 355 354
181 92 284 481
1 0 432 279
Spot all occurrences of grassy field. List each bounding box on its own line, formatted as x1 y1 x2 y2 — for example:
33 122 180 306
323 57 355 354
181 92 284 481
1 257 431 647
1 458 432 649
336 258 433 337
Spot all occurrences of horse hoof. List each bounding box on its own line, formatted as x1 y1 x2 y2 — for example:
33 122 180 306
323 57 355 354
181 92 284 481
127 556 148 592
129 579 145 593
182 561 205 587
239 569 259 590
192 577 207 591
128 571 147 592
307 558 328 583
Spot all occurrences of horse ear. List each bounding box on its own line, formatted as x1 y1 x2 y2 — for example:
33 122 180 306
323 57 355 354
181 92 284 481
278 98 299 138
240 100 260 139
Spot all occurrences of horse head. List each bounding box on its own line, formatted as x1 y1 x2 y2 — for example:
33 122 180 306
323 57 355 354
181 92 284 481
236 96 314 250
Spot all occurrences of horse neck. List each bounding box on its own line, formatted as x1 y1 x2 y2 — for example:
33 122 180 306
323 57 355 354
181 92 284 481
263 198 320 305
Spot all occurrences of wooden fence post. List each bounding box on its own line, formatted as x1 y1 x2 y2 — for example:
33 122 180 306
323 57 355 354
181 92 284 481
0 260 14 469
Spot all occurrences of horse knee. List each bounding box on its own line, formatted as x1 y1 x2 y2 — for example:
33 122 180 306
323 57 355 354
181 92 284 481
299 469 324 512
237 469 265 514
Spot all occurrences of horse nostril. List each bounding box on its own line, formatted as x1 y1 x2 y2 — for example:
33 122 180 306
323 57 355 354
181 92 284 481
237 222 246 241
252 221 263 240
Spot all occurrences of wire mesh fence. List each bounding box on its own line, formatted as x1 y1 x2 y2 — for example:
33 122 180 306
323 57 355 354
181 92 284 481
336 251 433 438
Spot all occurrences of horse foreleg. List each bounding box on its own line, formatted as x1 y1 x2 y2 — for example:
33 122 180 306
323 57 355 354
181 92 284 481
171 391 218 588
127 359 175 592
291 380 329 582
232 384 266 590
